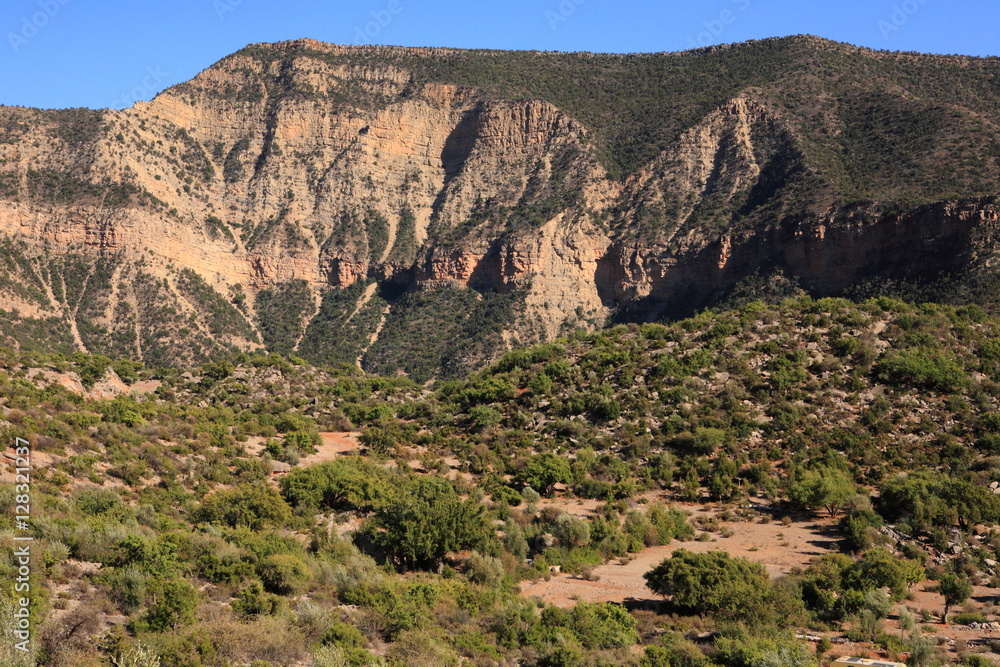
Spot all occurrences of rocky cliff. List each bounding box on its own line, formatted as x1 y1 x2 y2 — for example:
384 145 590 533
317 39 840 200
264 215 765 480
0 36 997 377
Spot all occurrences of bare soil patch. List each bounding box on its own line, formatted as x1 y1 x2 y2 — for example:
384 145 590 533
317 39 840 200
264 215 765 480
130 379 162 395
518 503 1000 660
299 431 360 467
242 436 268 456
521 505 839 608
536 497 605 519
883 583 1000 647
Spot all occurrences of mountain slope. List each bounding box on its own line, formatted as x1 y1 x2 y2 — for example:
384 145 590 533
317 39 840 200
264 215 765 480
0 36 998 376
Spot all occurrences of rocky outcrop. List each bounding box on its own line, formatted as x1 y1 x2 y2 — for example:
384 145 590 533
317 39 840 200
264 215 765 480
599 198 1000 319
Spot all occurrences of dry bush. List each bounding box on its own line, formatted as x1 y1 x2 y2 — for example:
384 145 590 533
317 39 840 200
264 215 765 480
295 599 332 644
110 642 161 667
38 596 112 666
200 613 309 664
49 647 106 667
385 628 460 667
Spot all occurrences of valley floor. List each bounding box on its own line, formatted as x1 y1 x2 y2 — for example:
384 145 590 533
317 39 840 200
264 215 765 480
521 500 838 607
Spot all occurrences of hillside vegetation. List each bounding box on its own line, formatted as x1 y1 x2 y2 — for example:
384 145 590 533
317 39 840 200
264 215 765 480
3 297 1000 665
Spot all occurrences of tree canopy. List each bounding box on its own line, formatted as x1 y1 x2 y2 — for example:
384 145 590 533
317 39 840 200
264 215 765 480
368 476 496 569
644 550 772 621
878 469 1000 531
786 466 857 517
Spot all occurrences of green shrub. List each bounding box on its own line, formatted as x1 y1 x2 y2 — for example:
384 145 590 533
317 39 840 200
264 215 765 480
842 547 923 601
100 396 146 427
641 638 713 667
644 549 772 621
369 477 495 570
568 602 638 649
232 581 283 619
468 405 503 429
490 485 522 507
321 619 366 648
951 611 986 625
839 508 884 552
280 458 394 511
197 483 292 529
283 430 320 452
647 503 693 543
258 553 311 595
713 629 816 667
140 580 201 632
465 551 505 587
672 427 729 455
515 453 572 496
553 514 591 548
75 487 126 517
874 348 969 392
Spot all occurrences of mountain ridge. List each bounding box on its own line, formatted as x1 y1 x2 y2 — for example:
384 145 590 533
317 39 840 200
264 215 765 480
0 35 997 377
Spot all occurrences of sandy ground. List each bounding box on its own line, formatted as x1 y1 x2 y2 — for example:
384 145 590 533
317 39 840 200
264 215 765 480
884 584 1000 644
521 507 839 608
537 497 606 519
298 431 360 467
245 431 359 466
241 436 268 456
130 379 162 395
256 432 361 487
519 502 1000 660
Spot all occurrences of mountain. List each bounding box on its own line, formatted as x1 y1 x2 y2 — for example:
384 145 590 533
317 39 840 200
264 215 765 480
0 36 998 378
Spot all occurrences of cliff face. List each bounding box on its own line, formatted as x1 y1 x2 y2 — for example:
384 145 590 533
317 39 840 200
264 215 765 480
0 37 997 375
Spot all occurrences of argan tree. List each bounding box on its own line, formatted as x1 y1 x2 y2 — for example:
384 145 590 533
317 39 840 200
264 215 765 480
938 573 972 624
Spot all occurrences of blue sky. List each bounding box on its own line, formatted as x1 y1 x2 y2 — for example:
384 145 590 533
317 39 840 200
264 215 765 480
1 0 996 110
